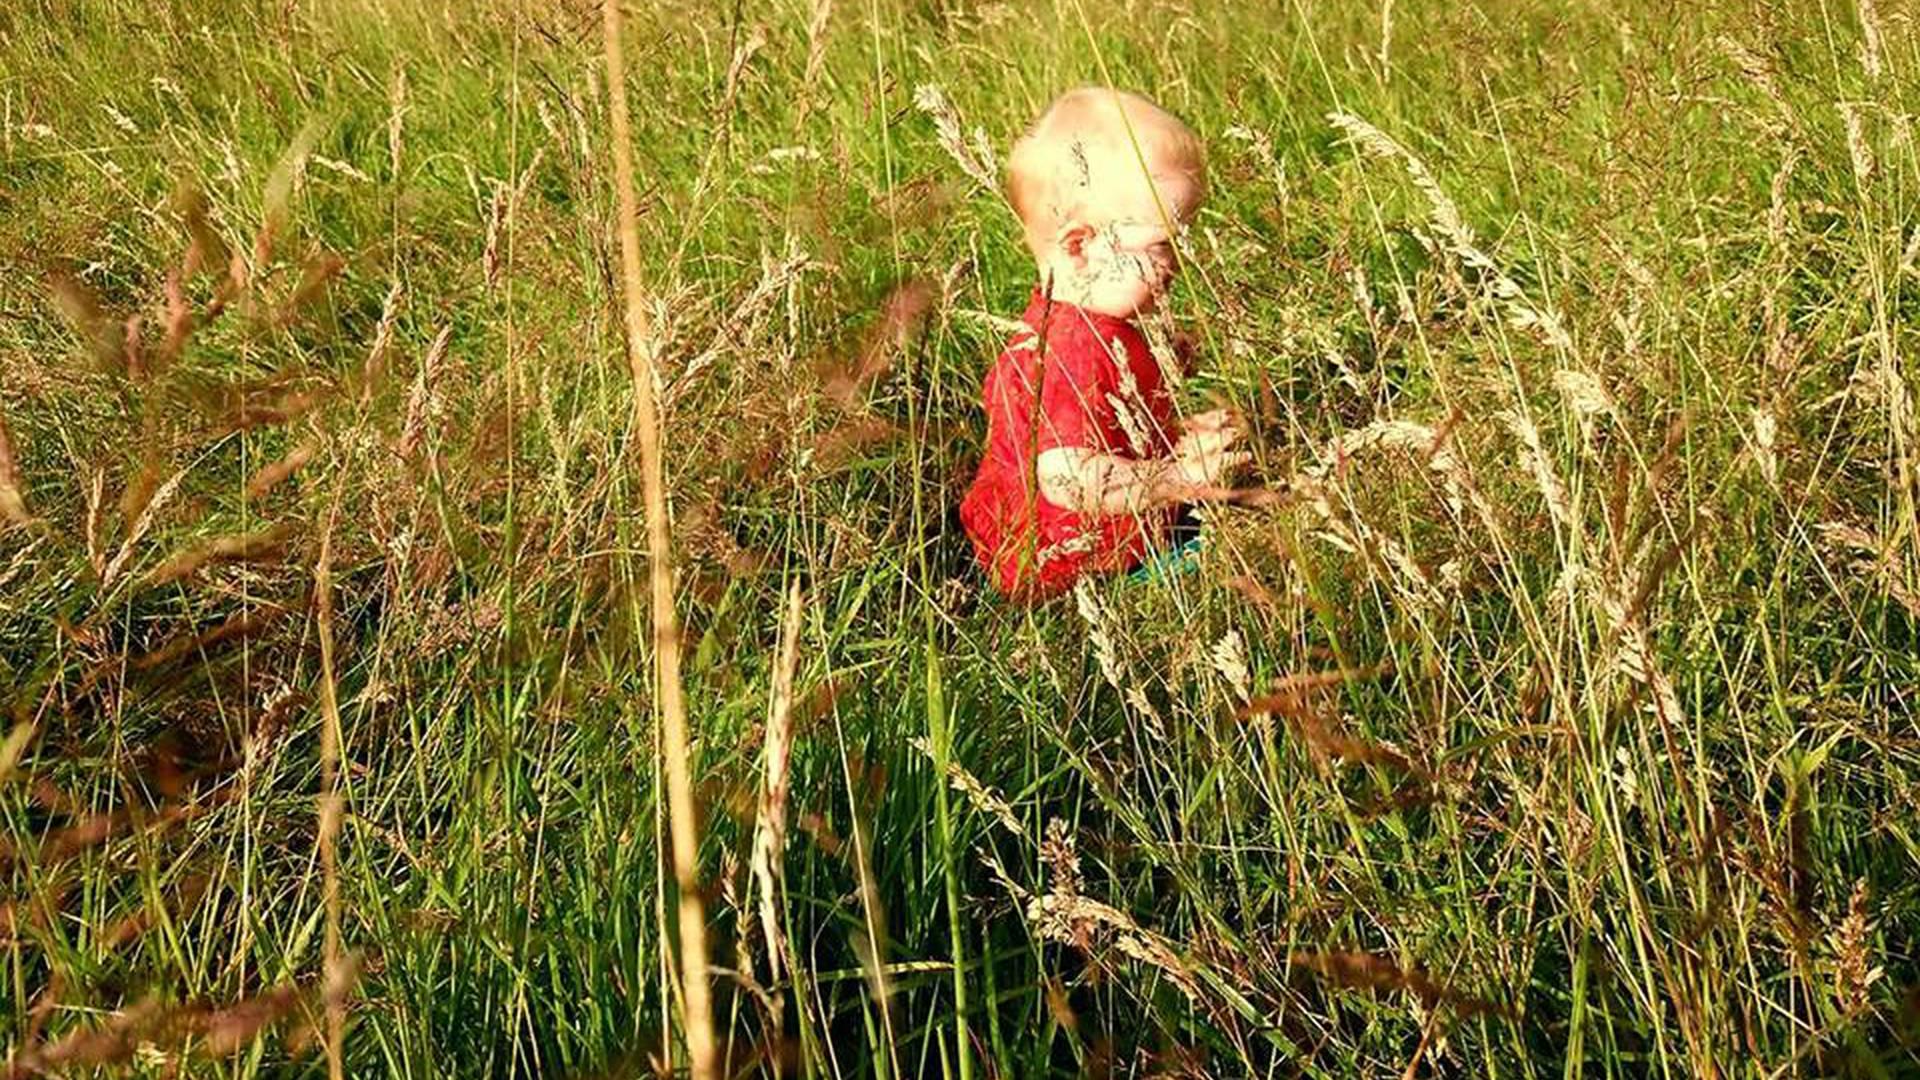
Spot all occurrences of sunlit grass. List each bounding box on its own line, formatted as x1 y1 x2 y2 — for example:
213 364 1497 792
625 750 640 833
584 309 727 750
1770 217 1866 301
1 0 1917 1075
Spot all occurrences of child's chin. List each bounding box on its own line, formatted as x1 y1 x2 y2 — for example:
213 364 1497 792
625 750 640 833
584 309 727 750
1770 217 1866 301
1090 291 1154 319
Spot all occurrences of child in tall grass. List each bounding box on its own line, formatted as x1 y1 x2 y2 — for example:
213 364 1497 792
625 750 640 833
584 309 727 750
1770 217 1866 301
959 88 1246 598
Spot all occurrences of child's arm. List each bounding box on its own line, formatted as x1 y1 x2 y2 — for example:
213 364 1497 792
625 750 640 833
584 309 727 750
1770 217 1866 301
1036 409 1247 516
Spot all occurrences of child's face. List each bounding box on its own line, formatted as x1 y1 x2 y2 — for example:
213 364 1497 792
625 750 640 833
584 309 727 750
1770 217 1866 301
1073 218 1180 317
1055 174 1197 318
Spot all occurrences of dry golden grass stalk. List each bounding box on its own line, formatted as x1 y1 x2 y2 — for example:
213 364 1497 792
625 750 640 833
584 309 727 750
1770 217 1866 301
1328 112 1569 349
1768 144 1802 248
912 84 1001 198
720 24 768 120
910 736 1022 835
1500 408 1572 529
481 186 508 289
142 523 296 588
1028 891 1206 1004
810 416 901 470
314 482 349 1080
246 441 320 501
388 68 408 179
1072 582 1167 736
1831 878 1878 1019
794 0 832 132
259 118 322 266
4 961 361 1076
818 278 932 409
1552 369 1615 423
1312 419 1465 509
0 722 34 784
104 473 184 581
1289 949 1509 1019
398 323 452 465
47 270 125 373
1040 818 1082 899
0 785 232 870
751 582 804 983
0 403 31 525
75 608 279 698
600 2 717 1075
1024 829 1206 1007
82 467 107 570
1716 35 1795 135
358 281 403 399
98 872 212 951
1302 486 1438 605
1237 674 1424 779
1817 521 1920 617
174 185 229 278
1840 102 1876 187
252 686 309 751
1858 0 1886 80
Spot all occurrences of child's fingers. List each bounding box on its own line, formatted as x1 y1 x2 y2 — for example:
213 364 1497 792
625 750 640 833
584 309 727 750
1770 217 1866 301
1182 443 1249 473
1180 423 1232 447
1184 453 1254 495
1188 481 1291 506
1175 407 1236 438
1203 449 1251 476
1183 407 1235 434
1180 427 1242 456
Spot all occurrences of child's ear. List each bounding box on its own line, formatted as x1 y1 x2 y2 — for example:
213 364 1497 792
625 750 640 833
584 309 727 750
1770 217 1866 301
1057 223 1094 266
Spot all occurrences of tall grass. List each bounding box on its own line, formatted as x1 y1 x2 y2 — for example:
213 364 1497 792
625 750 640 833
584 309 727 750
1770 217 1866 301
1 0 1917 1075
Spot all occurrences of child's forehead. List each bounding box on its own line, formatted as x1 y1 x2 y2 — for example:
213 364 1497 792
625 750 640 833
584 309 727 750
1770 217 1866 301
1052 132 1193 179
1099 219 1176 242
1081 174 1198 224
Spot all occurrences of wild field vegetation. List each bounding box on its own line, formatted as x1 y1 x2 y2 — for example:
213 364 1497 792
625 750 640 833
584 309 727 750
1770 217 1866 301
2 0 1918 1075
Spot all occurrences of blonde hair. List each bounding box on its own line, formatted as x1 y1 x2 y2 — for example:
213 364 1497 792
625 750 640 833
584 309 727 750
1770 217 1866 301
1006 87 1206 260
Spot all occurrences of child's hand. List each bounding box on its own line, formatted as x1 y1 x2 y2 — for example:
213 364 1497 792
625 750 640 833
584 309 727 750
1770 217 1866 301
1170 409 1250 492
1035 411 1250 515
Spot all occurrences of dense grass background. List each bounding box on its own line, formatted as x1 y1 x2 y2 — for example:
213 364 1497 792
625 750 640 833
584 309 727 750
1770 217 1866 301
3 0 1919 1075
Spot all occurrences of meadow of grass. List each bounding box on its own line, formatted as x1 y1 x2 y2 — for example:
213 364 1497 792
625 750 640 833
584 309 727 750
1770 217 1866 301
2 0 1919 1075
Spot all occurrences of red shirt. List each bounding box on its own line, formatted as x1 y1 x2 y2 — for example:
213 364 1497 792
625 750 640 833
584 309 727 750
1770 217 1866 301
959 287 1178 598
